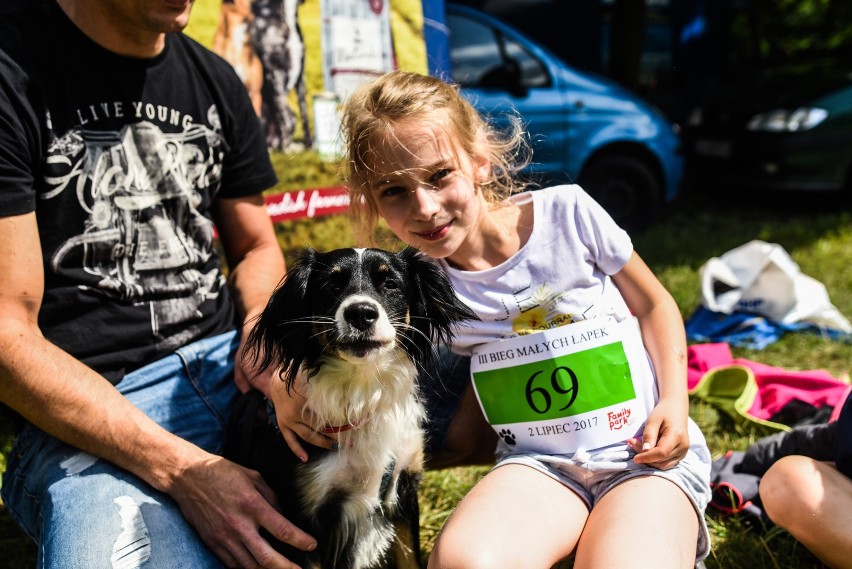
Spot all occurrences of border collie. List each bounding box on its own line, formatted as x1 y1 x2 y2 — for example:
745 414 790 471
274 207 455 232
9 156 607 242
226 247 475 569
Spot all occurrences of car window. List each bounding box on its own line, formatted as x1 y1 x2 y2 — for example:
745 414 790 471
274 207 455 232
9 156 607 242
448 13 549 89
504 36 550 88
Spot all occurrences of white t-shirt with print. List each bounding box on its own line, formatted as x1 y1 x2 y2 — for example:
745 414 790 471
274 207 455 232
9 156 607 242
440 184 710 460
440 185 710 476
440 184 634 355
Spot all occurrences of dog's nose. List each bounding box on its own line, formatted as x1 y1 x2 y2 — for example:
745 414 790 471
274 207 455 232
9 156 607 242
344 301 380 331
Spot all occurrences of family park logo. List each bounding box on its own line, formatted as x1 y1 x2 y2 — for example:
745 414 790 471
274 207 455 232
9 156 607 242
607 407 632 431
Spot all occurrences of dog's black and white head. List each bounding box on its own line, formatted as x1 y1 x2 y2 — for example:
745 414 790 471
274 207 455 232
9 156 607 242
246 247 475 421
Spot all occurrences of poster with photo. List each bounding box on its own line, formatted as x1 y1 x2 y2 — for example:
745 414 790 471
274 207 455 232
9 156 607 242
209 0 431 157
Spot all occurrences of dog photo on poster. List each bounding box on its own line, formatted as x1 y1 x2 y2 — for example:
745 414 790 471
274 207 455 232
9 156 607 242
209 0 429 156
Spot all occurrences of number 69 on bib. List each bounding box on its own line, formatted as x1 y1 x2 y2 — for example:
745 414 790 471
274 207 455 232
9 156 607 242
470 320 651 455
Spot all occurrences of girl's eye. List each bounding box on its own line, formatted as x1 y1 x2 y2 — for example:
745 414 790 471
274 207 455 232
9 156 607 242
380 186 406 198
430 169 451 184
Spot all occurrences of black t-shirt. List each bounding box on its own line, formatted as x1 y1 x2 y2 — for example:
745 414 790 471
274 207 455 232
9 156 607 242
0 1 278 382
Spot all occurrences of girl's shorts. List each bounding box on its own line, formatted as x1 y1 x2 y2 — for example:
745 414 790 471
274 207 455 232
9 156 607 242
497 440 712 562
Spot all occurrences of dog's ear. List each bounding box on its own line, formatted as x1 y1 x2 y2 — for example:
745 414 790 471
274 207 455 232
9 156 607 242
400 247 477 367
245 247 317 388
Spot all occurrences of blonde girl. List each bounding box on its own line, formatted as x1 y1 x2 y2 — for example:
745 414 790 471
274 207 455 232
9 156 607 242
342 70 712 569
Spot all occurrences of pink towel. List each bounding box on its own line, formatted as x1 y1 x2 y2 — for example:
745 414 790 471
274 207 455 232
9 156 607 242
687 342 851 424
735 360 850 421
687 342 733 390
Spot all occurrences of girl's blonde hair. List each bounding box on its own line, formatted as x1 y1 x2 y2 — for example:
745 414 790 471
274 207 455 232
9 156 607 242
341 70 532 244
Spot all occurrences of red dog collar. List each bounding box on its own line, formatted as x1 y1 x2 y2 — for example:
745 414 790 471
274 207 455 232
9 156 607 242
321 418 368 434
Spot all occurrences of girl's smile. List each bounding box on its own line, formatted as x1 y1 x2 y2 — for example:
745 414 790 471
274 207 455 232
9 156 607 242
414 222 452 241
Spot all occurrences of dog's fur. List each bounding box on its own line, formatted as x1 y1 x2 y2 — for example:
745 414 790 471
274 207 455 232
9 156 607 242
225 247 475 569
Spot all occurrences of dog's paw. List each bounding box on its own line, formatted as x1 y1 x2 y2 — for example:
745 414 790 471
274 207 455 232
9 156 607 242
498 428 516 446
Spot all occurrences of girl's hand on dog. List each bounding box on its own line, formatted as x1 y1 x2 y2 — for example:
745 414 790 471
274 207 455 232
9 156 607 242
235 327 338 459
269 372 338 461
235 320 275 396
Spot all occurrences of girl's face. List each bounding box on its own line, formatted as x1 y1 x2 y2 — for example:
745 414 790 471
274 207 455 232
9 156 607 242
367 119 491 264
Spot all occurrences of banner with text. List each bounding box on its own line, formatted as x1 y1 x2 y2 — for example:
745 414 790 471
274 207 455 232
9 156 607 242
265 186 350 221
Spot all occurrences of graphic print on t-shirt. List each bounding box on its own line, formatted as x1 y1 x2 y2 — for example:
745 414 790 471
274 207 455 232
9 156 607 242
510 282 578 335
42 104 227 352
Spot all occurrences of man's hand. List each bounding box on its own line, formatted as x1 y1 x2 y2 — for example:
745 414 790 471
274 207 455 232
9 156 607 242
170 454 316 568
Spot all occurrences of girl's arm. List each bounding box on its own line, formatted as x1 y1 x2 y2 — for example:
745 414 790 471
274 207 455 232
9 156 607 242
611 252 690 470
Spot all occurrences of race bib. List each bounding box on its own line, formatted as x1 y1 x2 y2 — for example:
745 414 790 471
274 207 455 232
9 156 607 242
470 318 653 454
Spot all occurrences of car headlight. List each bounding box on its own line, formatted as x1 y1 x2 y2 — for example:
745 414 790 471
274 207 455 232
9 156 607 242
746 107 829 132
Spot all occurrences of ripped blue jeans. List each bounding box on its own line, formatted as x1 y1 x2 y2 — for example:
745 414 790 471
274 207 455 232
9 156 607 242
1 331 240 569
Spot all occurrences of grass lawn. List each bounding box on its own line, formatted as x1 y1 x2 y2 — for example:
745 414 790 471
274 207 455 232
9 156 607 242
1 159 850 567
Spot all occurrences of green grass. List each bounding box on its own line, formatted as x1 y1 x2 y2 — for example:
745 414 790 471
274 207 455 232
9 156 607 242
2 162 850 566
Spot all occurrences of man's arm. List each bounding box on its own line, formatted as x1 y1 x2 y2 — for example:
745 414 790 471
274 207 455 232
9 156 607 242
0 211 315 568
213 193 286 395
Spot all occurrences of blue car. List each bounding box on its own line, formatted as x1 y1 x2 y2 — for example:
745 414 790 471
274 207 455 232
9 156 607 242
443 3 683 231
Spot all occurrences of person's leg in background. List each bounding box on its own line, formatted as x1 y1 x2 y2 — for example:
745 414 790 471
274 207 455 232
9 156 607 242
760 455 852 569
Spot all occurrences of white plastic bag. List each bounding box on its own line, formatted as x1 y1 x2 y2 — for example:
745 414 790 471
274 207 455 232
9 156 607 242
699 240 852 332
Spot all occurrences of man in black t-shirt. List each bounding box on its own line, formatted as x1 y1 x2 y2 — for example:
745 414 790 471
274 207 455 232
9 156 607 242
0 0 321 566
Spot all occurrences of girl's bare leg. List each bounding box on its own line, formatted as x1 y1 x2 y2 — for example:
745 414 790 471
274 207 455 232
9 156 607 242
574 476 699 569
428 463 589 569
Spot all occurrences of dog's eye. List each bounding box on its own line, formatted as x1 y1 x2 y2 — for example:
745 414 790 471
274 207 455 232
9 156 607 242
322 281 343 296
382 278 401 292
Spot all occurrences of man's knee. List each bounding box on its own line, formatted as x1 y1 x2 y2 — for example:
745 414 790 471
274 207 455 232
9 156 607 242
42 471 219 568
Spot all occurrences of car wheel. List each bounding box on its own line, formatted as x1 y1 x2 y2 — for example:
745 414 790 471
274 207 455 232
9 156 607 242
578 155 661 232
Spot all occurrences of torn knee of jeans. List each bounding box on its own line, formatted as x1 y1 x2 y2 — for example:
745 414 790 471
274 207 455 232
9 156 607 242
111 496 152 569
